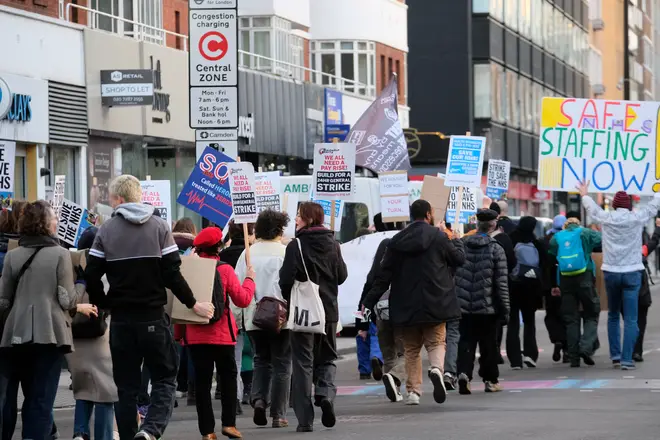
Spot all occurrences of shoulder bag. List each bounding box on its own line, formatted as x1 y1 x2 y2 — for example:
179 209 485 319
286 238 326 334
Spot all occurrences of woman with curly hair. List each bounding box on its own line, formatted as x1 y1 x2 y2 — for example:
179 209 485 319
234 209 292 428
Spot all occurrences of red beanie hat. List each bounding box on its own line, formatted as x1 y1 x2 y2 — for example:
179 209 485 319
193 227 223 248
612 191 632 210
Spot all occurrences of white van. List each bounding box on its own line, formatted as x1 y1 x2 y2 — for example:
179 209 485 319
282 176 423 243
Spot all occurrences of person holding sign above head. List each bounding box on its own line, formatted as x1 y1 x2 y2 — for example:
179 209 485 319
578 181 660 370
279 202 348 433
363 200 465 406
84 175 216 440
176 227 256 440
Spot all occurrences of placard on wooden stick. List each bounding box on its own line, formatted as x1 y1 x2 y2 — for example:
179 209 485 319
420 175 452 223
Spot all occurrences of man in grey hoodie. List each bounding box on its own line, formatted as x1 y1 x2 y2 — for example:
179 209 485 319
86 175 214 440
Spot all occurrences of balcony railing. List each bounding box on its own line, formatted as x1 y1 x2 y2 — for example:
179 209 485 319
61 3 374 98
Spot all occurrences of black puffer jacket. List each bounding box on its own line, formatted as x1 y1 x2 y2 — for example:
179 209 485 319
364 221 465 326
455 234 510 320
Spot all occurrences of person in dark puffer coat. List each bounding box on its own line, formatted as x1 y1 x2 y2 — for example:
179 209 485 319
454 209 510 395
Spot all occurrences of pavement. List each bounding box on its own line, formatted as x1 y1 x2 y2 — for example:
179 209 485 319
12 285 660 439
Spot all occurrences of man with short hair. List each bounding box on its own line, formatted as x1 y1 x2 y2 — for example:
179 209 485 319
364 200 465 406
454 209 510 394
86 175 215 440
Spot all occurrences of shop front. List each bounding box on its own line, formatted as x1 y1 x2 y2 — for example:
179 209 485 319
0 72 49 202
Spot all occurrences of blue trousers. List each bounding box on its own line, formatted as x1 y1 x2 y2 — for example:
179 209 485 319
356 322 383 374
74 400 114 440
604 271 642 366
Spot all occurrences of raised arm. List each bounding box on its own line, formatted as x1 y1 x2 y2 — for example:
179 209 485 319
221 264 255 309
633 193 660 223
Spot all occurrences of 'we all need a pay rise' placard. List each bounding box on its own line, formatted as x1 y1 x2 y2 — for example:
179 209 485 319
538 97 660 194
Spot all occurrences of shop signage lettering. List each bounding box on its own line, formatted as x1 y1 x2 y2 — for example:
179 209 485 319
150 56 171 123
2 93 32 123
238 114 254 144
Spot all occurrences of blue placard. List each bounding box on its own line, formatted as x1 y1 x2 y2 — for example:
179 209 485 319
486 186 507 199
445 210 475 224
74 208 97 247
324 124 351 143
445 136 486 188
177 147 235 228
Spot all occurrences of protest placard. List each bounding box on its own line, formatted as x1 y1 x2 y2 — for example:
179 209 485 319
255 171 281 213
444 135 486 188
420 175 451 222
50 175 66 218
57 199 97 247
177 147 234 228
538 97 660 194
0 141 15 210
378 171 409 223
141 180 172 227
485 160 511 200
227 162 258 224
311 198 344 232
446 187 477 224
313 143 356 200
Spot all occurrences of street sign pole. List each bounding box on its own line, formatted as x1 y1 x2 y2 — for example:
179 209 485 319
189 0 239 159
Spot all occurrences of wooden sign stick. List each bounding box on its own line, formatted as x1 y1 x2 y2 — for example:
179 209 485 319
236 157 251 267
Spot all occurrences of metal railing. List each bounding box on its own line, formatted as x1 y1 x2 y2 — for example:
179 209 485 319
61 4 375 98
64 3 188 51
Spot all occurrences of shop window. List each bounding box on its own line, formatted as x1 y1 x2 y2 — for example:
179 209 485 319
50 147 77 202
14 157 26 201
312 40 377 97
473 63 491 118
507 71 519 128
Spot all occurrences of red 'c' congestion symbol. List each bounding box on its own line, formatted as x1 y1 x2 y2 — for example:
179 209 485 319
199 31 228 61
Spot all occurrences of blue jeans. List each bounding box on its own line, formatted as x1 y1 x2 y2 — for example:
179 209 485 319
444 319 460 375
604 271 642 365
74 400 114 440
356 322 383 374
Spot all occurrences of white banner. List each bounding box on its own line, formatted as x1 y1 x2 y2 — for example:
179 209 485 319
255 171 281 213
313 143 356 200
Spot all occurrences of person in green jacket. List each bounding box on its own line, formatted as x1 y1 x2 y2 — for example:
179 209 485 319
549 217 602 368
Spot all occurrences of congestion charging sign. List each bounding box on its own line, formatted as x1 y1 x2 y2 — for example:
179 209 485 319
188 0 238 131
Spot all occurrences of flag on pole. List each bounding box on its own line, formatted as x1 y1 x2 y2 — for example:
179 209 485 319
347 75 411 173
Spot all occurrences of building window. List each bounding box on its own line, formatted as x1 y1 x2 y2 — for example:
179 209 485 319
507 71 519 128
312 40 377 97
239 16 305 80
395 59 401 96
531 0 542 45
473 0 488 13
643 36 653 70
589 48 603 91
491 0 504 22
519 0 531 39
505 0 518 31
474 63 491 118
380 55 385 91
89 0 161 41
174 11 181 50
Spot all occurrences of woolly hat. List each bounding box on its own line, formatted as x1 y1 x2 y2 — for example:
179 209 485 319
476 209 498 222
193 227 223 248
489 202 501 215
612 191 632 210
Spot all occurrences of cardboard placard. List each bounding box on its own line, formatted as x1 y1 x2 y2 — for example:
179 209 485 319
7 239 18 252
166 256 217 324
379 171 409 223
420 175 451 222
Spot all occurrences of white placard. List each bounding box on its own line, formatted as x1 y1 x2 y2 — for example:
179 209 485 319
50 175 66 218
189 10 238 87
446 187 477 224
255 171 281 213
141 180 172 228
444 135 487 188
227 162 258 223
485 159 511 200
57 199 85 246
378 171 409 222
313 143 356 200
282 192 300 239
0 140 15 209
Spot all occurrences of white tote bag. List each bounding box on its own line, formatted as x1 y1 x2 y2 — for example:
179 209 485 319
287 238 326 334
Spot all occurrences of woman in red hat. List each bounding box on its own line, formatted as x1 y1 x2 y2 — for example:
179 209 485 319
175 226 255 440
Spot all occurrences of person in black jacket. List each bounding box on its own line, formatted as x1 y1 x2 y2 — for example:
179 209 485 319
279 202 348 433
634 226 659 361
363 200 465 406
454 209 510 395
506 216 547 369
357 214 406 401
220 221 255 268
543 215 568 363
